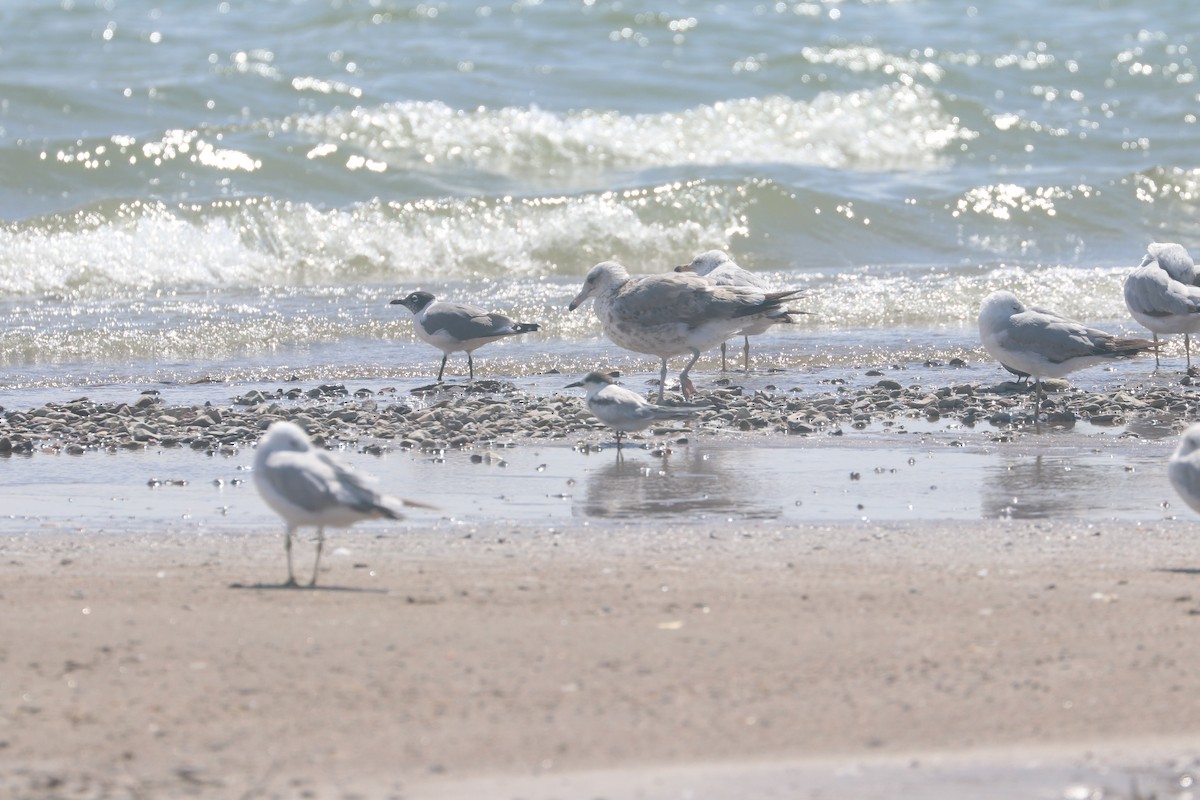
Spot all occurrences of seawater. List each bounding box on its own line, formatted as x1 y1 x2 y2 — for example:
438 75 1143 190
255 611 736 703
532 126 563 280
1 0 1199 390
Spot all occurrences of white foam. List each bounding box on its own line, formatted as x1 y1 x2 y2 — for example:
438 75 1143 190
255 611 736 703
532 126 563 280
291 85 974 180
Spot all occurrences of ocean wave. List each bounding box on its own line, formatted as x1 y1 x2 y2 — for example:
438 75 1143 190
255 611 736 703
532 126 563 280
288 85 974 180
0 181 760 295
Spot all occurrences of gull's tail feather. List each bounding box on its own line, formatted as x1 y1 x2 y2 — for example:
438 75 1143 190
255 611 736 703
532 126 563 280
734 288 807 320
1095 336 1162 359
377 495 439 519
512 322 540 334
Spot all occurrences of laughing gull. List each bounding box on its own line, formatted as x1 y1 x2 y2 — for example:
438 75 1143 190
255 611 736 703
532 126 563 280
674 249 795 371
391 290 540 381
253 421 427 587
1169 423 1200 514
979 290 1160 425
1123 242 1200 371
568 261 803 401
567 371 704 447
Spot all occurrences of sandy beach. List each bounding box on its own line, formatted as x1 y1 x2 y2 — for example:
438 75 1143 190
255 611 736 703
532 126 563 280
5 515 1200 798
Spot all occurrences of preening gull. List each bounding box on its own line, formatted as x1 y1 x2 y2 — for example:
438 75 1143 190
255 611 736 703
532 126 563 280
675 249 798 371
253 421 427 587
568 261 803 401
567 371 704 447
391 290 540 381
1123 242 1200 371
978 290 1159 424
1169 423 1200 515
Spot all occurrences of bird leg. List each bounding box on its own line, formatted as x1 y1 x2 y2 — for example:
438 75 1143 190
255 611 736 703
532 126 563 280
309 527 326 587
1034 379 1043 434
657 358 669 403
679 348 701 400
743 336 751 372
284 526 298 587
615 430 624 449
720 341 728 372
1153 333 1161 371
1188 334 1196 375
437 354 448 382
468 353 475 381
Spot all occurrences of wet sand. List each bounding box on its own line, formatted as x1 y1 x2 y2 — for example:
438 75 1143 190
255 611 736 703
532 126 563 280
5 517 1200 798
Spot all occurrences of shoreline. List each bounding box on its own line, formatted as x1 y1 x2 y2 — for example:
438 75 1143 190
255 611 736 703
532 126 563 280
5 519 1200 797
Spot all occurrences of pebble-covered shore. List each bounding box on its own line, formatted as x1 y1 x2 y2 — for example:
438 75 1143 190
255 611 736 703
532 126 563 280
2 370 1198 457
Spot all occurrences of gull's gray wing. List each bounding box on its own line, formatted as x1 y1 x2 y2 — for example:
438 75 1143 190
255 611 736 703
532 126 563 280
423 302 519 340
261 451 345 513
619 273 789 327
1003 310 1142 363
1125 266 1200 317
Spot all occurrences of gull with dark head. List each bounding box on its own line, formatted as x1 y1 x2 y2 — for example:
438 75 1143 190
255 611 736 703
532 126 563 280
567 371 704 447
675 249 797 371
568 260 803 401
1169 423 1200 515
391 290 540 382
253 421 428 587
1123 242 1200 371
979 290 1160 425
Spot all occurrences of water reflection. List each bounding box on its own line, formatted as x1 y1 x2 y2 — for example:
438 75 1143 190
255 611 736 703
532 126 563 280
573 445 780 520
979 454 1150 519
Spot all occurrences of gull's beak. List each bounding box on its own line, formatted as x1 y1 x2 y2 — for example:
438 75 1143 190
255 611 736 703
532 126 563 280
565 380 584 388
673 264 689 272
389 298 405 306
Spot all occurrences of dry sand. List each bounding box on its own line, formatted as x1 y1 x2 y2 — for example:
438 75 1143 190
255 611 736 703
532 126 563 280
4 517 1200 798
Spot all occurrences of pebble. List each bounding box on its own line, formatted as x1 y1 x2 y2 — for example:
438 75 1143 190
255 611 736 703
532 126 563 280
0 377 1196 457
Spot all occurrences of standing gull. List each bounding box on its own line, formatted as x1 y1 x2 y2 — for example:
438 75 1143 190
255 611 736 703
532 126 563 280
675 249 794 371
1169 423 1200 515
979 290 1160 424
568 261 803 401
253 421 427 587
1123 242 1200 371
391 290 540 382
567 371 704 448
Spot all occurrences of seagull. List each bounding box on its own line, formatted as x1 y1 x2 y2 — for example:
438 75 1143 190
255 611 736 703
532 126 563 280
568 261 803 402
390 290 540 382
253 421 427 587
566 371 705 447
978 290 1160 425
1169 423 1200 515
675 250 795 371
1123 242 1200 372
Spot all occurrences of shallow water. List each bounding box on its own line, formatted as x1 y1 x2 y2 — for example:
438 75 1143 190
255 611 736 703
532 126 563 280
0 430 1180 537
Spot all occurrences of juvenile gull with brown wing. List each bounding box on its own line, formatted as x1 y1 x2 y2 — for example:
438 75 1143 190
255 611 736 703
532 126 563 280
568 261 802 401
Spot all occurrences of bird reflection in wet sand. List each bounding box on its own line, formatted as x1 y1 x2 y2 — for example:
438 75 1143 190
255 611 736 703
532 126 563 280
575 446 776 520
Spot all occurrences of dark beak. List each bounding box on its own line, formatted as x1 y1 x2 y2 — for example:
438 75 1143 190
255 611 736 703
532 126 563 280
565 380 584 388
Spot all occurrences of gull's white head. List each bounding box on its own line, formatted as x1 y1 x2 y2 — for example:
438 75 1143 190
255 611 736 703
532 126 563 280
978 290 1025 333
675 250 733 276
569 262 630 311
1142 242 1199 284
258 421 313 458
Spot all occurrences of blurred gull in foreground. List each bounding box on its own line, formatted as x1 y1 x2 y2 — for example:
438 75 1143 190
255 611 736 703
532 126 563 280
978 290 1159 426
675 249 801 371
1123 242 1200 372
1169 423 1200 515
568 260 803 401
391 290 540 382
253 421 428 587
567 371 704 448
